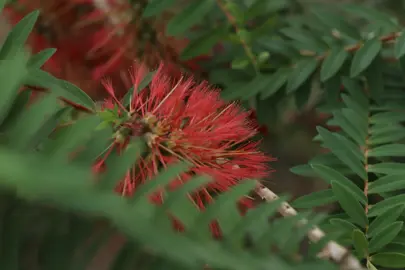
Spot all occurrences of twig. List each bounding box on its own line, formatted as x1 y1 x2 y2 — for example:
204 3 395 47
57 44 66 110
312 32 401 61
256 184 365 270
215 0 258 72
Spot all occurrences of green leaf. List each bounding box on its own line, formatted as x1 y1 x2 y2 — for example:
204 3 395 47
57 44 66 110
180 28 225 60
320 47 349 82
367 261 378 270
289 164 317 177
166 0 215 36
371 252 405 268
368 163 405 175
44 115 101 159
369 144 405 157
131 162 191 202
369 222 403 253
292 189 336 208
222 72 277 101
27 48 57 69
369 206 405 238
28 107 72 150
156 175 209 228
311 164 367 204
310 7 360 39
142 0 176 17
0 51 29 124
350 38 382 77
286 58 318 93
0 10 39 58
395 31 405 59
365 55 384 101
8 94 59 151
316 128 367 179
229 197 287 247
331 181 368 228
352 229 369 258
188 180 256 239
342 4 398 29
330 218 358 232
0 0 6 12
369 174 405 194
260 68 289 99
368 194 405 217
332 110 365 146
371 112 405 124
98 140 145 190
122 70 156 108
25 70 95 111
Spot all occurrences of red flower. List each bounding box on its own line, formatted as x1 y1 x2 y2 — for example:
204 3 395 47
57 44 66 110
93 63 274 235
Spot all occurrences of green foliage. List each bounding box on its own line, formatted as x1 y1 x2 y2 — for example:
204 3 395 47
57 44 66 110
7 0 405 269
0 4 340 270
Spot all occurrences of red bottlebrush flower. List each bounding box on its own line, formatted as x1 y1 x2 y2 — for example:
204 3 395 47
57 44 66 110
93 62 274 236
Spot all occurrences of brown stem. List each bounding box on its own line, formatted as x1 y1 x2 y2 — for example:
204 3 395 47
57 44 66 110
215 0 258 71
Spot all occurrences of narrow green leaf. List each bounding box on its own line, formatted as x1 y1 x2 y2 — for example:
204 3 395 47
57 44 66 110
0 0 6 12
323 74 341 107
28 107 72 150
0 51 28 124
142 0 176 17
350 39 382 77
342 4 398 29
0 89 31 131
122 70 156 107
368 163 405 175
160 176 210 228
368 194 405 217
369 174 405 194
310 8 360 39
371 112 405 124
286 58 318 93
395 31 405 59
331 181 368 228
223 72 282 101
311 164 367 204
188 180 256 239
370 130 405 145
166 0 215 36
365 55 384 101
229 196 287 247
316 127 367 179
332 110 365 146
180 28 225 60
369 222 403 253
330 218 358 232
45 115 101 159
8 94 59 150
352 229 369 258
98 139 145 190
260 68 289 99
0 10 39 58
320 47 348 82
292 189 336 208
25 70 95 111
289 164 317 177
369 144 405 157
27 48 57 69
371 252 405 268
131 162 191 202
369 206 405 238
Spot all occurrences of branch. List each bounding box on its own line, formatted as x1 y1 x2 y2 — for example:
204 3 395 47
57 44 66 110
215 0 258 71
256 184 366 270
